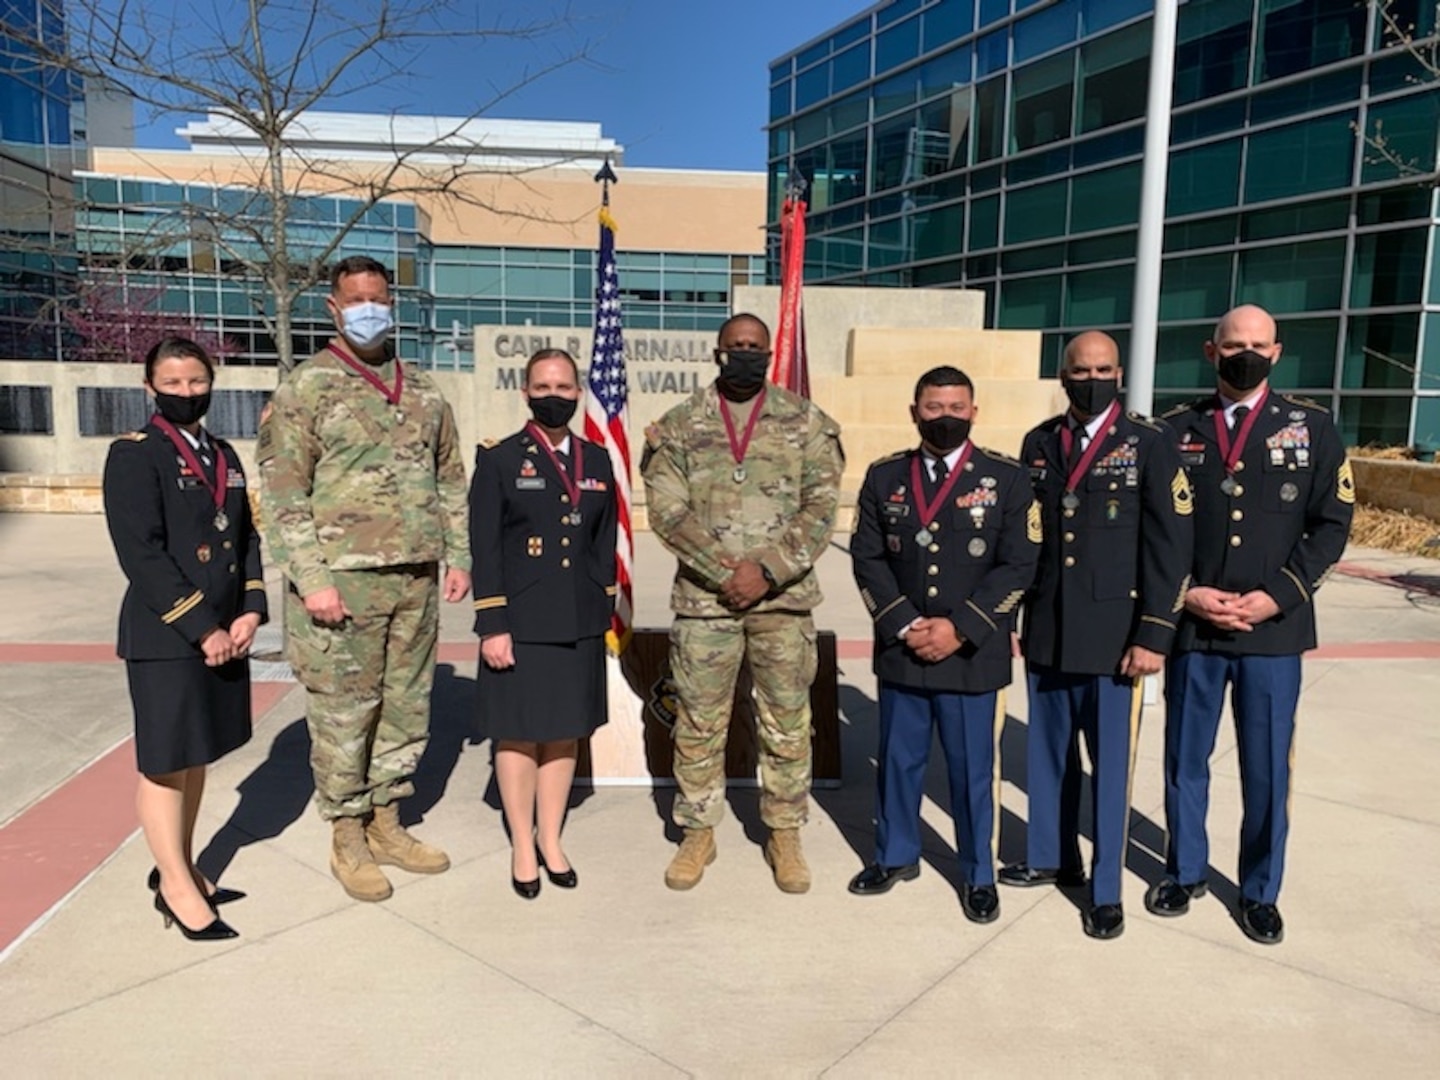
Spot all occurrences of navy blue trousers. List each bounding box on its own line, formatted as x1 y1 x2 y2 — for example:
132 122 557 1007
874 681 1001 885
1025 667 1141 906
1163 651 1301 904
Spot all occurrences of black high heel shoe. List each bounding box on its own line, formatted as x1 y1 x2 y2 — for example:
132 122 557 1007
148 867 246 906
512 875 541 900
154 891 239 941
537 849 577 889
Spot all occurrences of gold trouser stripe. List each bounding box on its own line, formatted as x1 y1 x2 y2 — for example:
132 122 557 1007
161 590 204 624
1286 699 1299 831
990 688 1007 867
1120 676 1145 866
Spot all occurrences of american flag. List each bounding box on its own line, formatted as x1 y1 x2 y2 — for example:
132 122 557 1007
582 205 632 654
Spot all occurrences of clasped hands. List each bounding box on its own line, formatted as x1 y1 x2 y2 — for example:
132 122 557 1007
718 557 771 610
905 617 963 664
1184 586 1280 633
199 612 262 667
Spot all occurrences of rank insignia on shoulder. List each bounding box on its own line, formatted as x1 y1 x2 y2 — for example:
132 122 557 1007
116 431 147 442
1027 500 1043 543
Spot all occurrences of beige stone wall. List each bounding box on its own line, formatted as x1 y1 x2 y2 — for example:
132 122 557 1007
87 150 766 254
2 288 1066 520
1351 457 1440 520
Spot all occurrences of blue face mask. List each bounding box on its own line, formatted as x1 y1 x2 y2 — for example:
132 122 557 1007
340 301 393 350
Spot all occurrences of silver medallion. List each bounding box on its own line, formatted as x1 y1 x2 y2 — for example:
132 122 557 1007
733 466 746 483
1220 476 1237 495
967 537 988 558
1279 482 1299 503
569 511 583 526
915 528 934 547
1061 492 1081 511
214 509 229 532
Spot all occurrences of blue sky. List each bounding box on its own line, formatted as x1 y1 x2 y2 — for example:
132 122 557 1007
134 1 874 173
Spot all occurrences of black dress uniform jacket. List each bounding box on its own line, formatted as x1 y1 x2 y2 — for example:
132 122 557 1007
1021 410 1194 674
852 444 1040 693
470 427 618 643
1164 391 1354 656
103 421 268 659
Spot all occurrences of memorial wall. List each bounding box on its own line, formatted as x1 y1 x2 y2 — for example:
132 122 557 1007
1 285 1064 520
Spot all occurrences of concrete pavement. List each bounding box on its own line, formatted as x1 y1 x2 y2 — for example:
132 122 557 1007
0 512 1437 1076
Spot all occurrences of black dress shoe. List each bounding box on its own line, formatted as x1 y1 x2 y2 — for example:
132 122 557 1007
1084 903 1125 940
1239 901 1284 945
512 876 541 900
848 863 920 895
1144 878 1208 917
148 867 246 906
960 884 1000 924
998 863 1087 889
537 850 577 889
153 892 238 941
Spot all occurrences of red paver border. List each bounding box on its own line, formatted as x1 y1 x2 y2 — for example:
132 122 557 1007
0 681 291 956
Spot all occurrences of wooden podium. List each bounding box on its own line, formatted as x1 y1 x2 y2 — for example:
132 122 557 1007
578 628 841 784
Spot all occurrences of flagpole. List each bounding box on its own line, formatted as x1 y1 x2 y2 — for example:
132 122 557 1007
586 156 632 656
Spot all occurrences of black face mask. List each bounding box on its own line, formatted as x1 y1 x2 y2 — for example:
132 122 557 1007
716 349 771 399
1218 349 1272 393
1063 376 1120 418
917 415 971 452
153 390 212 426
527 394 578 429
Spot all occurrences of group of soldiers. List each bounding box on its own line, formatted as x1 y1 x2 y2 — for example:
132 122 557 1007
257 255 1352 947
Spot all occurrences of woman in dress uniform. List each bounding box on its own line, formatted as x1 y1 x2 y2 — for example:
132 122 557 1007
103 338 268 941
469 349 617 898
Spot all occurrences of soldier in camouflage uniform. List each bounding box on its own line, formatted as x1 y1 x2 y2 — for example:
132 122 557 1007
642 313 844 894
258 255 472 902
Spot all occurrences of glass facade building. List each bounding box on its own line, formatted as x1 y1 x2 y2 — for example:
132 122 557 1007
1 0 83 360
74 176 765 370
768 0 1440 450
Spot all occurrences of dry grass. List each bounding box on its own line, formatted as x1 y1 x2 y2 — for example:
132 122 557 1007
1352 504 1440 558
1350 445 1420 460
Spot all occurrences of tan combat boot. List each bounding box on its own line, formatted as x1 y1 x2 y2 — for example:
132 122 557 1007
366 803 451 874
664 827 717 890
331 817 392 901
764 828 811 894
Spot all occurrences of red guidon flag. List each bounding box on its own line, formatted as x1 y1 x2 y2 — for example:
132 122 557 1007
770 193 810 398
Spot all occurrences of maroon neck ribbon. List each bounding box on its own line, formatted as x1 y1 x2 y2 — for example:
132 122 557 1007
1057 399 1123 493
327 342 403 406
718 386 768 468
909 441 973 528
151 414 227 511
1212 389 1269 475
526 422 583 504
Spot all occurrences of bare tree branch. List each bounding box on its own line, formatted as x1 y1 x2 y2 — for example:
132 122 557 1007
6 0 596 371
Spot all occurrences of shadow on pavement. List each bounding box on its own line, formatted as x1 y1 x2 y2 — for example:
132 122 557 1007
198 663 480 882
198 717 312 885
